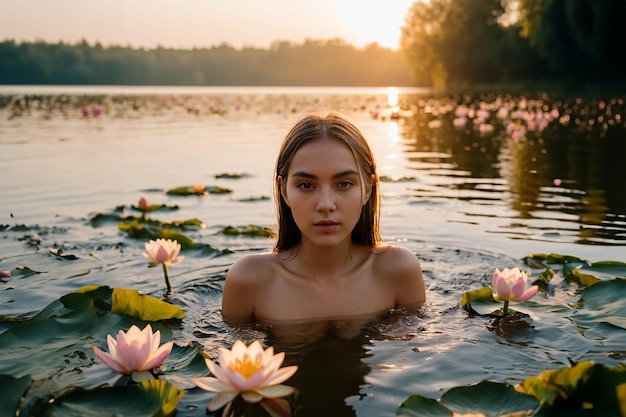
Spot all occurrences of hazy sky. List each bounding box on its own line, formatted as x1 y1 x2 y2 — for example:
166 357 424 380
0 0 416 50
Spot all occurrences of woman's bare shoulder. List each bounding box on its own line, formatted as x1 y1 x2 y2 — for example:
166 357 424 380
372 244 426 305
222 252 279 322
372 245 421 272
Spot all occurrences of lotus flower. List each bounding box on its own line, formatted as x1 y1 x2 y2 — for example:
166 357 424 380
192 183 205 194
137 196 150 213
194 340 298 415
492 267 538 314
92 324 173 382
142 238 184 292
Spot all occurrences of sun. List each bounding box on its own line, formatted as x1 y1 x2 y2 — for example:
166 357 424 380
332 0 415 49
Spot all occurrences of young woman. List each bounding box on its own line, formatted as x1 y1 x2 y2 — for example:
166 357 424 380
221 109 426 328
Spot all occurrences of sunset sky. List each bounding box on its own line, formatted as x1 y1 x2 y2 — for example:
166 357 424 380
0 0 416 50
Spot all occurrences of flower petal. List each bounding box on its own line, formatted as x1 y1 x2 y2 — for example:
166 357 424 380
259 398 292 417
514 285 538 302
256 384 297 398
131 370 154 382
242 390 264 403
92 346 128 374
194 376 234 393
263 366 298 387
208 392 238 412
143 340 173 370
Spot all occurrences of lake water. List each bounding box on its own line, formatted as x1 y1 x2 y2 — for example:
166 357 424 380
1 86 625 416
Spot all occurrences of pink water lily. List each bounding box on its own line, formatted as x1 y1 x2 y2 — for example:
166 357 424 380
142 238 184 292
92 324 173 382
194 340 298 415
137 196 150 213
492 267 538 313
192 183 205 193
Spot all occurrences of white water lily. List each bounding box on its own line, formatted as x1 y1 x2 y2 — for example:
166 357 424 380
91 324 173 382
194 340 298 414
142 238 184 292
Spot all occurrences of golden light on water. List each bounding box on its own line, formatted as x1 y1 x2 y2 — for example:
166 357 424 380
387 87 399 107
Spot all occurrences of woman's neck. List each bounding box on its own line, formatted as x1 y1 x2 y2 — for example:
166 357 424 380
289 238 368 280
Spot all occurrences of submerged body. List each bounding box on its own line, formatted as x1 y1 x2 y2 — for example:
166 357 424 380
222 110 426 335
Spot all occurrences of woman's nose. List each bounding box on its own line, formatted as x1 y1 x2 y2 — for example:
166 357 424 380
316 187 336 211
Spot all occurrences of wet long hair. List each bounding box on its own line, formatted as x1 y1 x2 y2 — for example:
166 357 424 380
274 109 382 252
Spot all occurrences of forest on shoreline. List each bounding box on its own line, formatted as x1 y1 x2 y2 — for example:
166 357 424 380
1 0 625 92
0 39 413 87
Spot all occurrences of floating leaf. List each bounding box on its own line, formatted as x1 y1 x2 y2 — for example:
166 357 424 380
574 278 626 329
522 253 585 267
215 172 250 179
518 361 626 413
397 381 538 417
117 223 195 249
460 286 500 316
130 203 179 213
219 225 275 237
442 380 538 417
0 374 31 417
38 379 184 417
397 395 452 416
166 185 232 195
49 248 79 260
111 288 185 321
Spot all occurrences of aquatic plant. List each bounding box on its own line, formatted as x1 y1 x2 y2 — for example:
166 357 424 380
92 324 174 382
194 340 298 416
491 267 538 314
142 238 185 292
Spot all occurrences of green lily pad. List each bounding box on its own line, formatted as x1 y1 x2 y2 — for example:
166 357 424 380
460 286 500 316
166 185 232 195
39 379 184 417
442 380 538 417
397 395 452 416
0 374 31 417
518 361 626 413
397 381 538 417
215 172 249 179
117 222 195 248
219 225 275 237
573 278 626 329
111 287 185 321
131 203 180 213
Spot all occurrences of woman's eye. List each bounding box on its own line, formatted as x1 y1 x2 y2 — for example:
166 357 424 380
337 180 354 189
296 182 313 190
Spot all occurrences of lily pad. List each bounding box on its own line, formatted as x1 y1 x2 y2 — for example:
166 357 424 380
117 222 196 248
111 287 185 321
219 225 275 237
518 361 626 413
166 185 232 196
215 172 250 179
573 278 626 329
131 203 180 213
397 380 538 417
460 286 500 316
39 379 184 417
0 374 31 417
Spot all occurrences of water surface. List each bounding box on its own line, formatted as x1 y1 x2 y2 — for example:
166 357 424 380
1 86 625 416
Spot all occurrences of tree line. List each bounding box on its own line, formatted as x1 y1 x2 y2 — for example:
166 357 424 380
400 0 626 90
2 0 625 90
0 38 413 86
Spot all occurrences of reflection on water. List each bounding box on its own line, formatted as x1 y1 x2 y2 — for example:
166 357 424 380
400 94 626 245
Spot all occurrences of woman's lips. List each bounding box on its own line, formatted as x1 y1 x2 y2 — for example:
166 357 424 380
314 219 339 231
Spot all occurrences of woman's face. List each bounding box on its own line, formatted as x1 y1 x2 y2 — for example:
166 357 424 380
280 137 371 248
